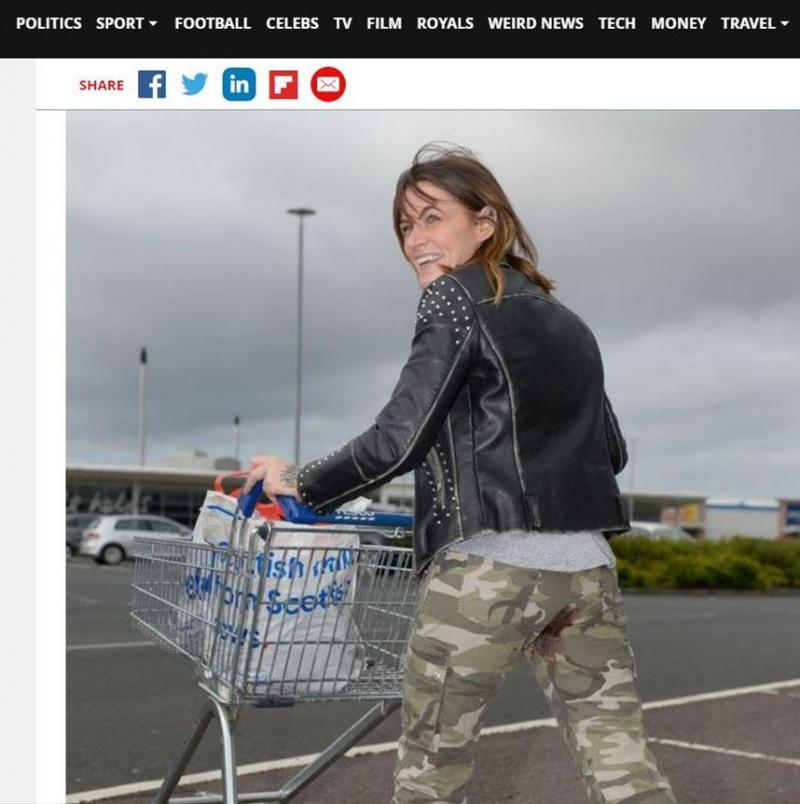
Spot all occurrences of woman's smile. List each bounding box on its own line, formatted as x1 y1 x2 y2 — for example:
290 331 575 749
399 180 491 290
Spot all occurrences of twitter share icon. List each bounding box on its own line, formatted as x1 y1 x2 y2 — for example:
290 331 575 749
182 73 207 96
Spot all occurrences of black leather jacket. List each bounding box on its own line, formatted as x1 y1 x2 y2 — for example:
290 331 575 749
297 261 630 574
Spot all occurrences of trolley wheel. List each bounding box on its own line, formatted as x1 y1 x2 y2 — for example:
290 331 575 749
99 544 125 565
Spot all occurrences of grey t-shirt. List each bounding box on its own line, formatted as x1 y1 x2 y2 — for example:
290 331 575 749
449 528 616 572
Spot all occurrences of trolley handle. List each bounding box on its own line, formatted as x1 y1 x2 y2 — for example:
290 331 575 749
276 495 413 528
238 479 264 519
236 479 413 527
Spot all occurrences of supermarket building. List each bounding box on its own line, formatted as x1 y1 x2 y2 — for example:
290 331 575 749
66 463 799 540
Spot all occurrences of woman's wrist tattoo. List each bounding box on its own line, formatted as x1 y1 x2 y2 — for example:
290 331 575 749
280 462 299 488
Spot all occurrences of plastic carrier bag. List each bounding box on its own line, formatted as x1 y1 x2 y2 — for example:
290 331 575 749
182 491 363 695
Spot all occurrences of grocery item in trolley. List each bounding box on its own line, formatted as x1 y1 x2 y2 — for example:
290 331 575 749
183 490 363 694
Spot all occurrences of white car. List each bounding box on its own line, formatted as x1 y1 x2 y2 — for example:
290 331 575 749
624 521 693 540
79 514 192 565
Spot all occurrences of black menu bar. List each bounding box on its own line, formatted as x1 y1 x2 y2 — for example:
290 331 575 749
2 8 796 58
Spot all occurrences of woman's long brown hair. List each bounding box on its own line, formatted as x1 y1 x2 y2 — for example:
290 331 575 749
393 143 556 304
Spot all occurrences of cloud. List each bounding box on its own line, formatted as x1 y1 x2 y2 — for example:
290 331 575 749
67 111 800 498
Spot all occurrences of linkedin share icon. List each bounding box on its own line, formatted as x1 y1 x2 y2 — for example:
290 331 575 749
222 67 256 101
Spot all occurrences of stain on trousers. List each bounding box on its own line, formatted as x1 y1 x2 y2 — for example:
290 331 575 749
392 550 678 804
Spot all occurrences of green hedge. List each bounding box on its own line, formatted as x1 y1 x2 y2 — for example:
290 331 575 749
611 535 800 590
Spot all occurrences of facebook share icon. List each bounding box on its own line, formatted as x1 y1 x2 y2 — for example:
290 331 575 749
138 70 167 99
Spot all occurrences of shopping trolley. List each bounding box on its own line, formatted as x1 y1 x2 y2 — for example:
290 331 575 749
131 481 418 803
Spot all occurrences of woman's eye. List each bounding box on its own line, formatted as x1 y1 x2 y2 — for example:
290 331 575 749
426 214 439 223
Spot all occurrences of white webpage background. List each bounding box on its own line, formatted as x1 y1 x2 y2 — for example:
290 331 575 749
0 60 36 804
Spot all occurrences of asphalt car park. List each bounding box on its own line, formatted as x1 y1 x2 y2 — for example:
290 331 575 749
66 556 800 803
74 682 800 804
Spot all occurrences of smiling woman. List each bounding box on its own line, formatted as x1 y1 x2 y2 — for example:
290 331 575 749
392 143 555 302
397 181 492 290
247 143 676 804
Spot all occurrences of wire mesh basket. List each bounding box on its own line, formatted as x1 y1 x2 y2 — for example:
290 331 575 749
132 524 418 705
131 485 419 803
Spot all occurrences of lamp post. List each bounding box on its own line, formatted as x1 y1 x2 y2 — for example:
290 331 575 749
287 208 316 466
133 346 148 513
138 346 148 466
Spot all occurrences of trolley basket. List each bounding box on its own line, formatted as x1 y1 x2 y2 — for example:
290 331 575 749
131 483 418 804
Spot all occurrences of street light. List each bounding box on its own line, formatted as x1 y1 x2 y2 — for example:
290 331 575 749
138 346 148 467
133 346 148 513
287 208 316 466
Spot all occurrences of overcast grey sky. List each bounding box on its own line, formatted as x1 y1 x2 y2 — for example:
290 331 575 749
67 111 799 499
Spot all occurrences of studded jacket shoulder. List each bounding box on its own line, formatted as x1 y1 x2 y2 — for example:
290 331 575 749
297 261 630 574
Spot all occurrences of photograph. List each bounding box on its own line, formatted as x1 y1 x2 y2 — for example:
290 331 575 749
65 110 800 803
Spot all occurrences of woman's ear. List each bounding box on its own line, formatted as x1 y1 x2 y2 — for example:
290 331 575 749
476 206 497 242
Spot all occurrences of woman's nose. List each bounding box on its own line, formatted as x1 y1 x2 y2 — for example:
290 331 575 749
406 226 427 247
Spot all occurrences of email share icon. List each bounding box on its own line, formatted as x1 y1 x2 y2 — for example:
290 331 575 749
310 66 346 102
316 76 340 93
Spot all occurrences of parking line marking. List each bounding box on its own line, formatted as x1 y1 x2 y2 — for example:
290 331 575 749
66 641 154 652
65 676 800 803
66 593 99 605
640 677 800 709
633 613 716 621
649 737 800 767
66 563 131 573
761 689 800 699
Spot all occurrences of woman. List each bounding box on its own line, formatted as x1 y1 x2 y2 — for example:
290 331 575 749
245 144 677 804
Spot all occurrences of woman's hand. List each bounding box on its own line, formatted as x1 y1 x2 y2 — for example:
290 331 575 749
243 454 302 502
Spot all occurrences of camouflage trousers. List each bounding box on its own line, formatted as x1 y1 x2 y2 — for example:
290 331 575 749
392 550 677 804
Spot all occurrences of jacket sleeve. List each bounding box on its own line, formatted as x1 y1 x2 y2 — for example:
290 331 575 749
297 274 477 514
602 390 628 475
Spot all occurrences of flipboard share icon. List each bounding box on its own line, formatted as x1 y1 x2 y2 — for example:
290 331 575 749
269 70 298 99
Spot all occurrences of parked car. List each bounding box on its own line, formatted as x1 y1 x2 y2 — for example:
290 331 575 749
66 513 100 558
623 521 693 540
79 515 192 565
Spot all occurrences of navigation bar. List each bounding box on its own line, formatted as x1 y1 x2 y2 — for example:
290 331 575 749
5 11 796 57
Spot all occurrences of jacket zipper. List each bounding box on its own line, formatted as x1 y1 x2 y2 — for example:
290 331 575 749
415 447 457 577
604 396 624 471
427 447 446 509
445 415 464 540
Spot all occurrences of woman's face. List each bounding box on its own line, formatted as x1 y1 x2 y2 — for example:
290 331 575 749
399 181 493 290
